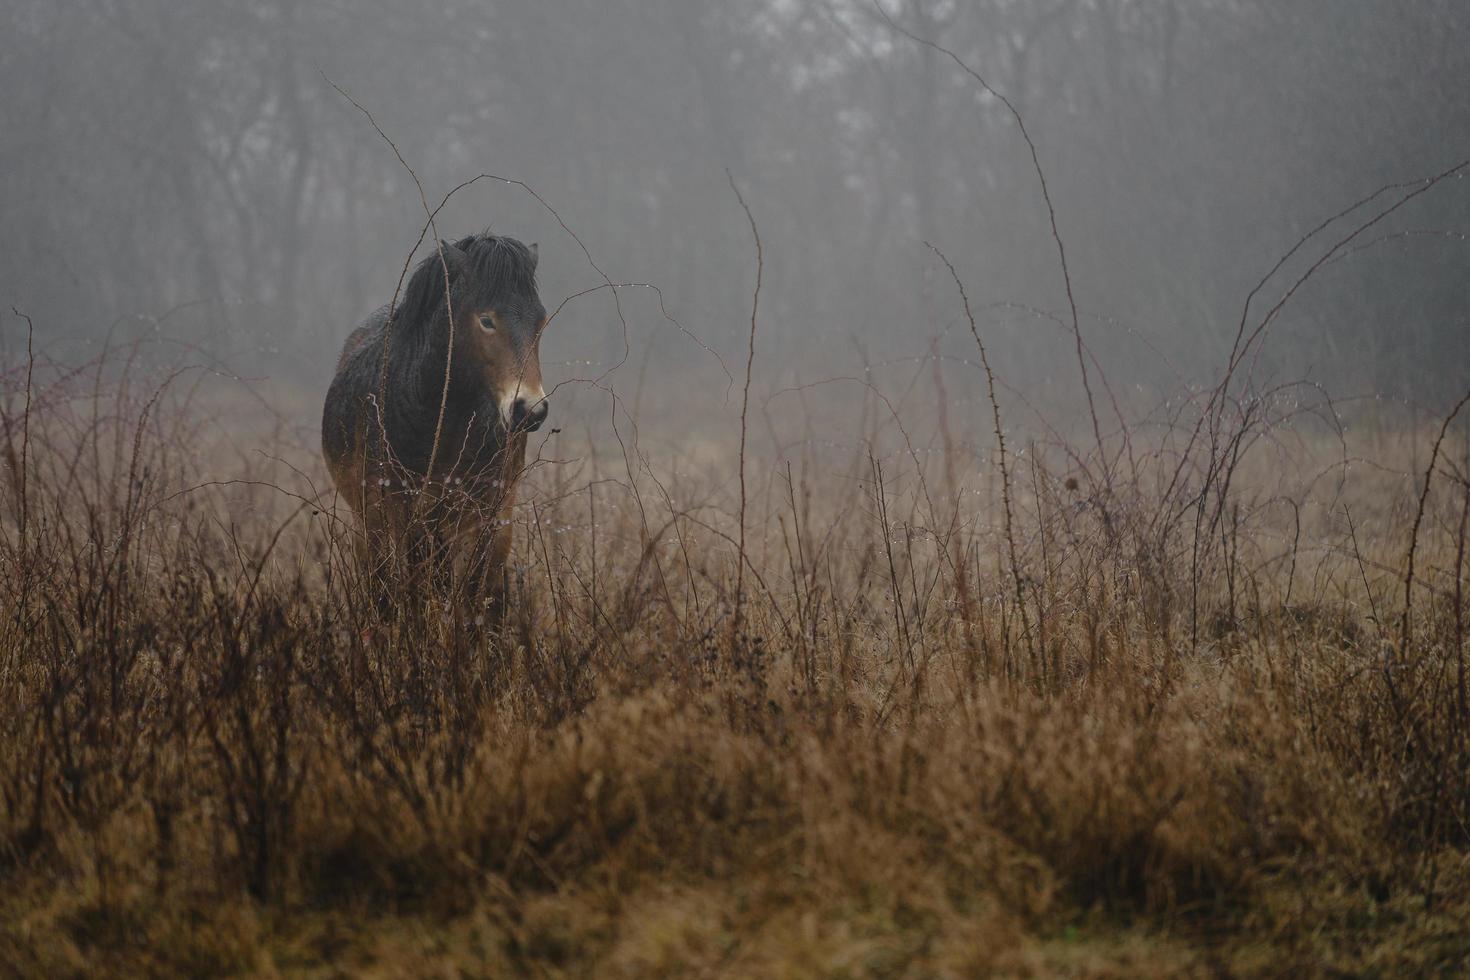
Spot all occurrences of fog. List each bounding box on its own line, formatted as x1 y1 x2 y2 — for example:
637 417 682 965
4 0 1468 450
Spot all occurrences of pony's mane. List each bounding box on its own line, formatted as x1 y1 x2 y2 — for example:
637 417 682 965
394 231 539 328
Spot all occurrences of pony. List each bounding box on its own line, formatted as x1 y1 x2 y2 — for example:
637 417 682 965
321 232 550 619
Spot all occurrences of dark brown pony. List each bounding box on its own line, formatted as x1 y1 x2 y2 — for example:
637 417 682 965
321 233 549 618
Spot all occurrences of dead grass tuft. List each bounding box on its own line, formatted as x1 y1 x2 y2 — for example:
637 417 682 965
2 332 1468 977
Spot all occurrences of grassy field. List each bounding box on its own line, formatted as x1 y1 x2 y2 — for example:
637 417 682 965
2 334 1469 978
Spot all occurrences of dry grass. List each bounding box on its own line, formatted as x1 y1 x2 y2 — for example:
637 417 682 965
1 328 1469 979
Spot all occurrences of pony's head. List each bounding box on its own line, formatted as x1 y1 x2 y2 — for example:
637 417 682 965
398 232 549 433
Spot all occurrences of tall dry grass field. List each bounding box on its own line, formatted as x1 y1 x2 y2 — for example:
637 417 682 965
2 285 1470 978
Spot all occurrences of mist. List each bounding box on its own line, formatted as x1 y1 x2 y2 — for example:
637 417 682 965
4 0 1469 449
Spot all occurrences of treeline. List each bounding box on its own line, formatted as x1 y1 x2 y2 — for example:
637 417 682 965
2 0 1467 403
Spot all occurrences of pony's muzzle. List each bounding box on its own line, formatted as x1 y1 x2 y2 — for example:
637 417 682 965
511 396 550 433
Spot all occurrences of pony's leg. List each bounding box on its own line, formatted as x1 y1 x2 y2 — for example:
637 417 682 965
427 526 455 605
489 515 517 625
363 531 397 623
363 484 422 623
459 510 514 628
327 448 395 623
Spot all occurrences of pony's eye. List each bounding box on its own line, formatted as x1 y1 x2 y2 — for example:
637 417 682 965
478 314 496 332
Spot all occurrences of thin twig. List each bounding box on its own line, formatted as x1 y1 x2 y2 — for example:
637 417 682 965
927 244 1033 675
10 308 34 542
876 3 1106 483
324 76 459 495
728 172 763 637
1401 388 1470 655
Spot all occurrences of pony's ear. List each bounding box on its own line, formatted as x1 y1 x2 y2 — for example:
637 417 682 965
438 241 472 281
399 245 466 326
528 242 539 270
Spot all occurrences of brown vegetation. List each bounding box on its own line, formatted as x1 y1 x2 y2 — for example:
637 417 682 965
1 318 1468 978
